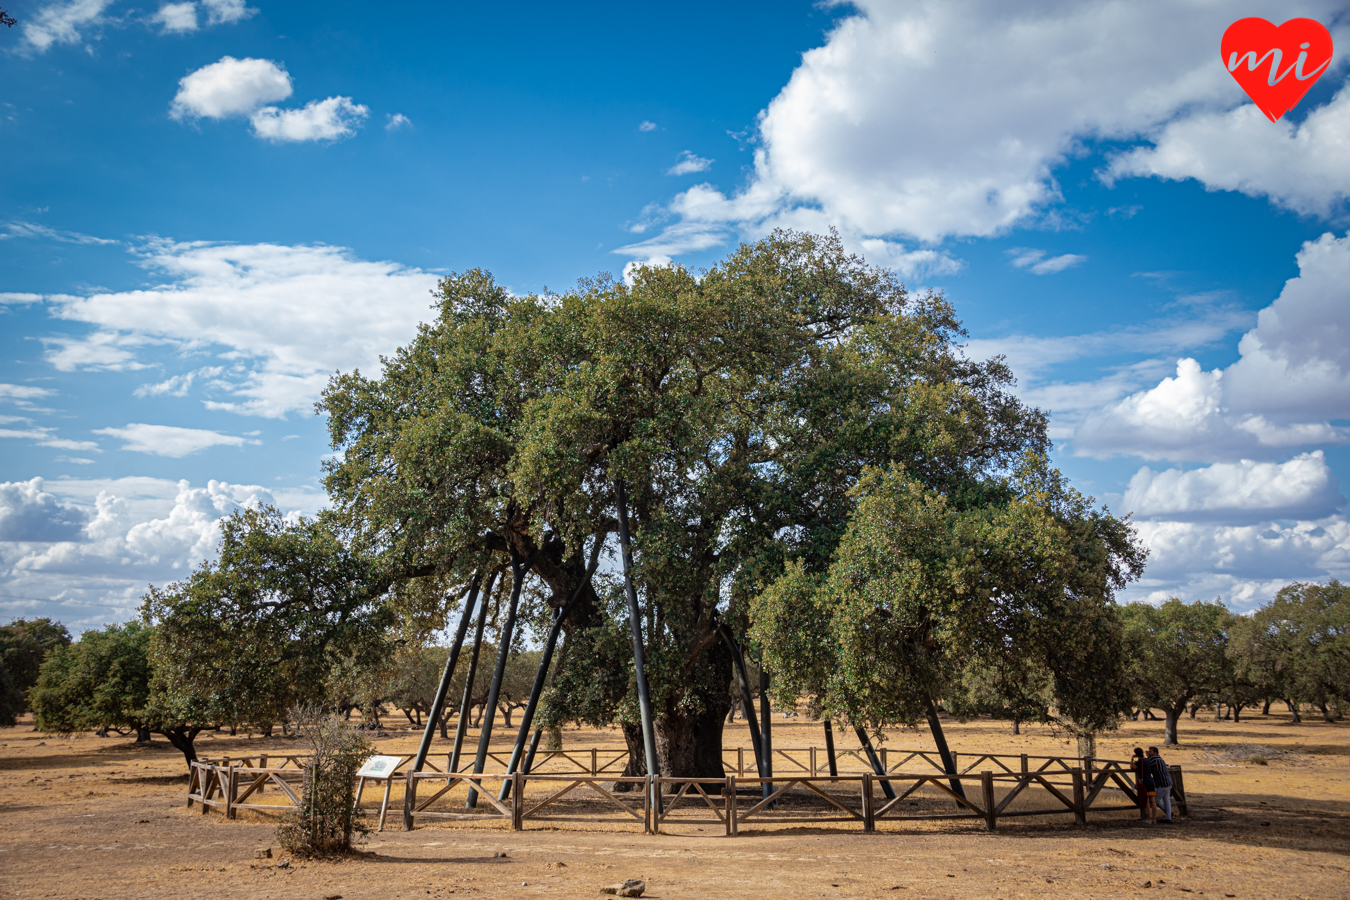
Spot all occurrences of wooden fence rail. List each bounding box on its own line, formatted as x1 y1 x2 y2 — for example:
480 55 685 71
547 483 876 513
187 751 1188 836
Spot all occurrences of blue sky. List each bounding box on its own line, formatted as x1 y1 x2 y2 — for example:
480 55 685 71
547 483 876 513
3 0 1350 630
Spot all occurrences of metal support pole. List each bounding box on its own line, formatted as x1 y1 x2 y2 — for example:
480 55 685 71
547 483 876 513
450 569 498 775
614 478 660 814
923 691 967 802
500 535 602 800
411 574 484 775
759 665 774 801
854 725 896 800
467 547 539 808
718 625 766 780
823 717 838 777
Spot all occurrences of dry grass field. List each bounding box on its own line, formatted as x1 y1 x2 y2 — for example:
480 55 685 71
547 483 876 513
1 710 1346 900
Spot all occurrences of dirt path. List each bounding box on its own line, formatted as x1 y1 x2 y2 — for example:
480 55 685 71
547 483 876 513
2 714 1346 899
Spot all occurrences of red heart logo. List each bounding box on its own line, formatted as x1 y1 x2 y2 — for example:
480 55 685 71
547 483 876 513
1222 18 1334 122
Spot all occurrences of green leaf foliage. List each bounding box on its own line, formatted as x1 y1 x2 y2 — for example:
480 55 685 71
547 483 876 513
143 506 395 730
752 457 1143 737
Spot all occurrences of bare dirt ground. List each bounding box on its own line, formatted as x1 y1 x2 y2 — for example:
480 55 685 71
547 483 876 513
2 711 1346 900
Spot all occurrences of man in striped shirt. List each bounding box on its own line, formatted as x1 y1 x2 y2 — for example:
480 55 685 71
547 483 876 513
1146 746 1174 823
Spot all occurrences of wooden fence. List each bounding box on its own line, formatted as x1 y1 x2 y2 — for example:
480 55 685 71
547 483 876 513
187 747 1188 835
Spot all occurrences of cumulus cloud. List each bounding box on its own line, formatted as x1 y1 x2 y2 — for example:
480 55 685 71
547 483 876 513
0 479 91 542
0 477 323 630
21 0 113 53
171 56 369 143
38 240 440 417
171 56 293 120
153 2 199 33
385 113 412 130
1007 248 1086 275
250 97 369 143
618 0 1350 270
93 423 255 457
1073 232 1350 462
667 151 713 176
1108 81 1350 218
638 120 657 132
201 0 254 25
1123 453 1344 524
1122 515 1350 612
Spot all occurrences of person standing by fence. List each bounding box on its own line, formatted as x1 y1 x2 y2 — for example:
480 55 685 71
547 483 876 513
1146 746 1173 823
1132 747 1157 824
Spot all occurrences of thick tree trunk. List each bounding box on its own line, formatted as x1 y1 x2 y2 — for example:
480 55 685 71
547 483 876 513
1163 706 1180 745
158 726 200 772
1262 698 1272 715
1011 716 1021 735
1286 699 1302 723
654 699 731 783
135 726 151 743
617 722 647 789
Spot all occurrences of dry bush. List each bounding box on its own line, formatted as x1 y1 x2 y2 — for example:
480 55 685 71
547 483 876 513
276 703 371 857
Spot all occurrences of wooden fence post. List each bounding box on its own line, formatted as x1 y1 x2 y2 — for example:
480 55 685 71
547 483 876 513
1171 766 1188 817
738 748 744 776
1020 753 1028 775
258 754 267 794
880 748 887 772
1072 768 1086 826
810 747 817 777
402 770 416 831
591 748 597 777
225 766 236 820
728 775 738 836
862 773 874 833
981 771 996 830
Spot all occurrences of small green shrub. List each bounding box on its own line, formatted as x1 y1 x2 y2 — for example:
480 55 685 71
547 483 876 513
1249 755 1268 766
277 705 371 857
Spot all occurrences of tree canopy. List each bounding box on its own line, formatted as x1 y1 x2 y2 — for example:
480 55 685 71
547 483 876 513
751 458 1142 750
319 230 1068 774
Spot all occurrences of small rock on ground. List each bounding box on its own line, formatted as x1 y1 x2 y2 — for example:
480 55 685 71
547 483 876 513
600 879 646 897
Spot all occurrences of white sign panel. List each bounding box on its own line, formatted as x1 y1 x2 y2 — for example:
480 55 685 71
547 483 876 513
357 755 404 779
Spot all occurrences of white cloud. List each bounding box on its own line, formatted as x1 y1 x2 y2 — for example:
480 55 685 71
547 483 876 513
250 96 369 143
1072 231 1350 462
201 0 254 26
0 479 91 542
0 476 322 630
638 120 657 132
38 239 440 418
3 221 119 245
43 330 156 372
386 113 412 130
21 0 112 53
0 420 100 452
0 293 45 304
1121 515 1350 613
171 56 293 120
0 384 56 402
1007 248 1086 275
1107 81 1350 218
153 2 198 33
619 0 1350 267
667 151 713 176
1075 358 1344 462
93 423 255 457
1123 453 1344 524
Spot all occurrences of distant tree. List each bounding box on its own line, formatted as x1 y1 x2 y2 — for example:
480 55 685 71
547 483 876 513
0 617 72 710
1252 581 1349 722
1121 599 1232 745
28 621 202 766
384 645 443 728
143 506 394 740
0 659 22 726
1 9 16 29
